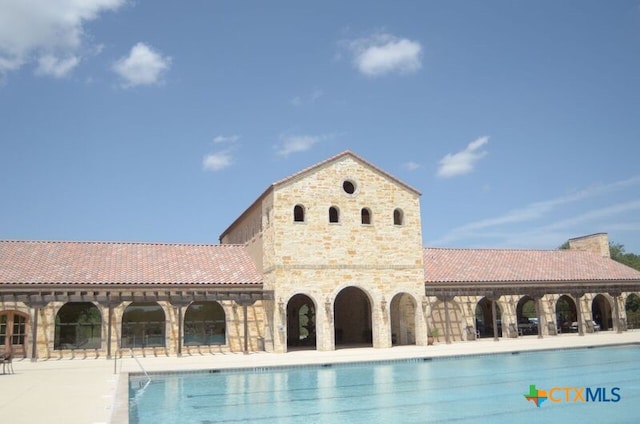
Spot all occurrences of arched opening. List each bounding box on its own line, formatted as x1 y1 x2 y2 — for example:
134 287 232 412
54 302 102 350
429 298 464 342
286 294 316 349
334 287 372 347
390 293 416 345
293 204 305 222
184 301 226 346
625 293 640 329
556 295 577 333
475 298 502 338
0 311 28 358
361 208 371 225
393 208 404 226
516 296 538 335
121 302 166 348
329 206 339 223
591 294 612 331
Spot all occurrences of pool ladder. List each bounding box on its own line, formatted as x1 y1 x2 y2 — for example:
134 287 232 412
130 350 152 384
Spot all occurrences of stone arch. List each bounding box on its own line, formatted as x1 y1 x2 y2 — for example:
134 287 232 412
591 294 613 331
430 298 464 342
390 292 417 346
286 294 316 349
54 302 102 350
121 301 166 348
625 293 640 329
475 297 502 338
184 301 226 346
556 295 577 333
334 286 372 346
516 296 538 336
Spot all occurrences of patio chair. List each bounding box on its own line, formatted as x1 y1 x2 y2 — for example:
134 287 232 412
1 351 14 375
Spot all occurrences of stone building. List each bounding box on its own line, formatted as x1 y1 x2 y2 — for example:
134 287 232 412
1 151 640 360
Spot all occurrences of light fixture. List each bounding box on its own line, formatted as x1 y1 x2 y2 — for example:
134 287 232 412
325 297 332 315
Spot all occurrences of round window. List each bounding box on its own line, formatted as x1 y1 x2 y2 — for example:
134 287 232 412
342 180 356 194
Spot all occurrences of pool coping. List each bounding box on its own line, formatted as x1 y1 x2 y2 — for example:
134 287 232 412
126 342 640 379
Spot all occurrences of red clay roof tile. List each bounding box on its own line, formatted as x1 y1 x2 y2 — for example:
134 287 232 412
0 240 262 287
423 247 640 283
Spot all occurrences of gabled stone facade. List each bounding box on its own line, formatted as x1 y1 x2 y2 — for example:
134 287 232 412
221 152 427 352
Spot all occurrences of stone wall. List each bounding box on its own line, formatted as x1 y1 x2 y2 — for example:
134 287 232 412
264 155 426 352
569 233 610 257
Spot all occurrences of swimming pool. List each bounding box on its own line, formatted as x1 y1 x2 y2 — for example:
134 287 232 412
129 345 639 423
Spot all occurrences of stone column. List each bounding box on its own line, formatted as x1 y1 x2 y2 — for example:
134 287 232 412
491 298 500 342
319 296 335 352
98 295 122 360
573 292 585 336
440 295 454 345
610 292 622 334
534 296 543 339
169 298 191 357
235 298 257 354
24 298 48 362
376 296 392 348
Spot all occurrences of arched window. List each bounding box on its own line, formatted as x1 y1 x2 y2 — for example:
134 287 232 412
361 208 371 225
54 302 102 350
121 302 166 348
293 204 305 222
184 301 226 346
393 208 404 226
329 206 339 223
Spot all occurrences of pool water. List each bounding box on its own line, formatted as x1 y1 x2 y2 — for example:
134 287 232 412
129 345 639 423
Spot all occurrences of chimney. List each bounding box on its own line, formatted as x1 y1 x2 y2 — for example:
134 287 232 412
568 233 610 257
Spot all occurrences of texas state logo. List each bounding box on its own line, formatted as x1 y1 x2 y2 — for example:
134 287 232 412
524 384 621 408
524 384 548 407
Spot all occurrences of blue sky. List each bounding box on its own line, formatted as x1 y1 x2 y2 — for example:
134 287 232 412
1 0 639 253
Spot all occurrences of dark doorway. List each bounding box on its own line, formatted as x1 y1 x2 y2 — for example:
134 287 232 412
286 294 316 349
334 287 372 346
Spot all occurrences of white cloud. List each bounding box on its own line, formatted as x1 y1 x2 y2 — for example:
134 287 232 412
0 0 126 77
113 42 171 87
203 150 233 172
403 161 421 171
276 134 324 157
347 33 422 77
436 136 489 178
36 54 80 78
213 135 240 144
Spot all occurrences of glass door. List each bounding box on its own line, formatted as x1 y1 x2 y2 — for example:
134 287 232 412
0 312 27 357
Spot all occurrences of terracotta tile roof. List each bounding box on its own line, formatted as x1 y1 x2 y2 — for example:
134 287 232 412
423 248 640 283
0 240 262 287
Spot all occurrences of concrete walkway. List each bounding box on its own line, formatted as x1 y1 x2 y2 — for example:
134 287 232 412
1 331 639 424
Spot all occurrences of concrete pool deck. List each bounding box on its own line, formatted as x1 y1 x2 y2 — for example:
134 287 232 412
2 331 639 424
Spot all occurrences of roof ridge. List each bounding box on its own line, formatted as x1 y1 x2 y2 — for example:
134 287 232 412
0 239 242 248
423 246 563 252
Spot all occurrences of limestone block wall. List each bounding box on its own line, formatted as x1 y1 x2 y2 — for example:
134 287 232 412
259 156 426 352
569 233 610 257
269 267 426 353
266 156 423 272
